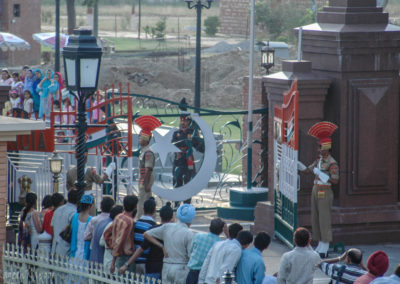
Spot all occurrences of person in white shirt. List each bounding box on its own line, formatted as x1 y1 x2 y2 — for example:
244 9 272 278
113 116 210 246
10 90 21 110
199 224 253 284
277 227 321 284
23 90 33 118
144 204 196 284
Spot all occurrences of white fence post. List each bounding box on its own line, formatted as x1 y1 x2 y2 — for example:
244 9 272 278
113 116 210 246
2 244 158 284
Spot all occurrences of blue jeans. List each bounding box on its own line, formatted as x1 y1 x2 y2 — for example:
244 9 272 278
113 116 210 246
145 272 161 283
186 269 200 284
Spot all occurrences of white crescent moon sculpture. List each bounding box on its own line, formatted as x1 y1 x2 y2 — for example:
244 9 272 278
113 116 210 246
152 113 217 201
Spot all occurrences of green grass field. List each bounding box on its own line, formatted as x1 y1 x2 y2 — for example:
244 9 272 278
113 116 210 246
41 4 218 35
104 37 184 51
41 36 186 54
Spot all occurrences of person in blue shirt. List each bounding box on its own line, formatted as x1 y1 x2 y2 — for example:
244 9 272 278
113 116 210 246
31 69 43 118
186 218 226 284
371 264 400 284
36 69 58 119
236 232 271 284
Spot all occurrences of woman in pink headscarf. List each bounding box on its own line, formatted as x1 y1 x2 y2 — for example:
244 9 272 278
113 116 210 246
54 72 65 102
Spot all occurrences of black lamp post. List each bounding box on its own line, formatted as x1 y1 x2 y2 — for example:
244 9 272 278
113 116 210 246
261 42 275 74
55 0 60 72
49 152 63 193
63 29 102 198
185 0 213 112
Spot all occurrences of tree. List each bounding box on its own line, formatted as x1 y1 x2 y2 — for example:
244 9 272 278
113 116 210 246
66 0 76 35
152 17 166 39
254 0 316 42
94 0 99 38
82 0 98 36
204 16 219 36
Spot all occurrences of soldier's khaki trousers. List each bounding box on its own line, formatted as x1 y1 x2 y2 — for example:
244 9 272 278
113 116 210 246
311 185 333 242
137 187 152 218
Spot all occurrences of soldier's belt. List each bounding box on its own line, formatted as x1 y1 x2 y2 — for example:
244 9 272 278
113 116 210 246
314 184 331 189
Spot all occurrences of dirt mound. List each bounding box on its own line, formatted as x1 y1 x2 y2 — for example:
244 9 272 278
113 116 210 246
97 49 265 108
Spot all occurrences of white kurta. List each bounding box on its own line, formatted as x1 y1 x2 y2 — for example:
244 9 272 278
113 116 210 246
146 221 194 284
199 239 242 284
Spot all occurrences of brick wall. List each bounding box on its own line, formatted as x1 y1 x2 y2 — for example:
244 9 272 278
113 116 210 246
0 0 41 66
219 0 327 36
219 0 250 36
242 76 268 188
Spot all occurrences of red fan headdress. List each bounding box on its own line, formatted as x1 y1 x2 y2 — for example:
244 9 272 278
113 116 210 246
308 121 338 150
135 115 162 140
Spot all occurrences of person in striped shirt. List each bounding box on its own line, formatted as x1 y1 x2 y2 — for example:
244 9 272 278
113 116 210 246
319 248 367 284
133 197 157 275
119 202 174 282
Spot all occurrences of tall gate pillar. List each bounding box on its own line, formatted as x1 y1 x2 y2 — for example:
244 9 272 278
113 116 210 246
252 60 331 236
298 0 400 243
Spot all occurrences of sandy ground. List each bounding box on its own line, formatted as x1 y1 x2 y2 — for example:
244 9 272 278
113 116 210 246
97 48 266 108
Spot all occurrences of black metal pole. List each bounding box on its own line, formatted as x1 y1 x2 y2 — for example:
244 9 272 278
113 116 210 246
75 93 88 198
138 0 141 40
55 0 60 72
187 0 212 113
194 1 202 113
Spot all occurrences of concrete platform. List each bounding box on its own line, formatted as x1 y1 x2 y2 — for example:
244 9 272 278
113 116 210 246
217 187 268 221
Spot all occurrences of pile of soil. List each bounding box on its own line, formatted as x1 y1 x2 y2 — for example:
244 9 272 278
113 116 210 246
98 49 266 108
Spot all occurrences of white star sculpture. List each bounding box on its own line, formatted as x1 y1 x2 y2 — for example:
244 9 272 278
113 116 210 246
151 128 181 168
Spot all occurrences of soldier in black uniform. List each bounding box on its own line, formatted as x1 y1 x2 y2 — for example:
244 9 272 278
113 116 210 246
172 114 204 205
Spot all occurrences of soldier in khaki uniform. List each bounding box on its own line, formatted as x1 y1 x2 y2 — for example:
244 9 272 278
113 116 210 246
66 151 108 216
299 121 339 258
135 115 162 218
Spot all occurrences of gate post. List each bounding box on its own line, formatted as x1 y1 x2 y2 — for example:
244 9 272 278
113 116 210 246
298 0 400 243
252 60 330 241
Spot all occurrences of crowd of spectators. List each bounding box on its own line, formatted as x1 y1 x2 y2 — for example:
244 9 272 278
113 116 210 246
1 66 104 126
17 191 399 284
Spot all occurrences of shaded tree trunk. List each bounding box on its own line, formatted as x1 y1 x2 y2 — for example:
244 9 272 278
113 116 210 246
94 0 99 38
66 0 76 35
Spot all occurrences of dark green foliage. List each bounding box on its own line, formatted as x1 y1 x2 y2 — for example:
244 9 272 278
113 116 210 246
204 16 220 36
152 17 167 39
254 0 316 43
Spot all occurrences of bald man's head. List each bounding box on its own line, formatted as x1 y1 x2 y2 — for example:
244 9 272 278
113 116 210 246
347 248 363 264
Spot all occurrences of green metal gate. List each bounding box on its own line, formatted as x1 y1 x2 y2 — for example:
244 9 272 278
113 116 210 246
273 81 299 248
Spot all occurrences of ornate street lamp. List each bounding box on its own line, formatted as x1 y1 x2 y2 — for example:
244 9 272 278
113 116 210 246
185 0 214 112
261 43 275 74
49 152 63 193
63 29 102 198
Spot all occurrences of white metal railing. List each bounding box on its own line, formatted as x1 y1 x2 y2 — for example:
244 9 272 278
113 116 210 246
2 244 161 284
